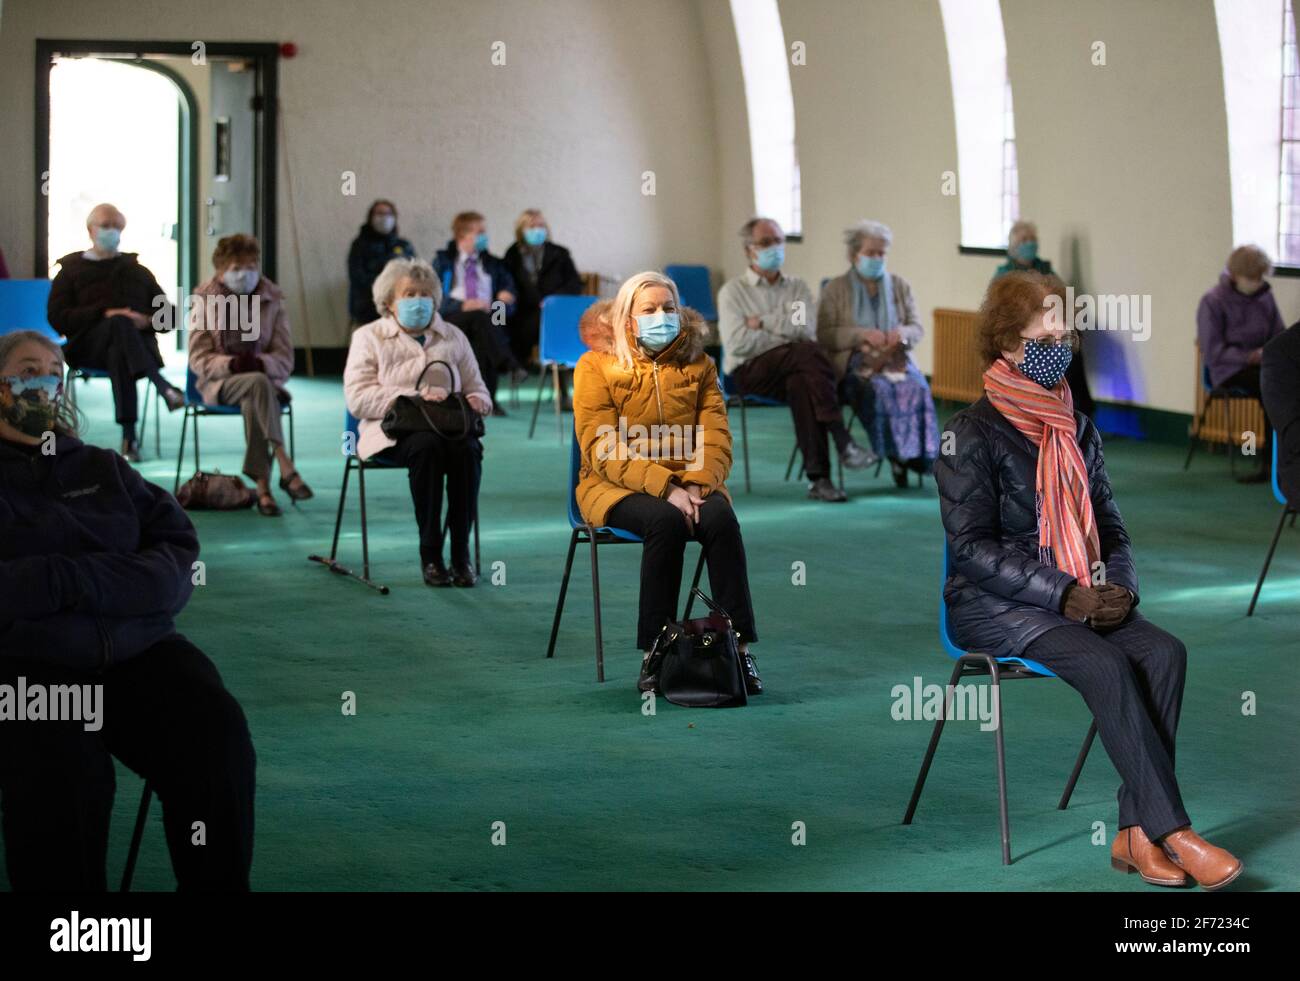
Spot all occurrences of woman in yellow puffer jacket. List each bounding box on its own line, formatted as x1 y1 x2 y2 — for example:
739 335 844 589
573 271 761 695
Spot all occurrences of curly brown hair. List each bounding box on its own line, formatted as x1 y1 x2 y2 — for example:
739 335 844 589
976 271 1069 366
212 233 261 271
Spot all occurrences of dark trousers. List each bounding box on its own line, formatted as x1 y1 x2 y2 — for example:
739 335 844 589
732 340 844 480
0 634 255 891
605 492 757 651
377 431 482 567
1021 617 1190 841
509 307 540 368
64 315 165 427
443 309 518 401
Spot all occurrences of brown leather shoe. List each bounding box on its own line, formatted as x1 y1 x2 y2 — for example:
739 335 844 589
1110 826 1187 886
1160 829 1243 891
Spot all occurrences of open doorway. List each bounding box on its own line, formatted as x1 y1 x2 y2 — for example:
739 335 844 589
36 40 280 362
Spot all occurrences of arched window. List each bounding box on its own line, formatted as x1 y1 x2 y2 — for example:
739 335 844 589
1215 0 1292 264
729 0 801 236
939 0 1018 249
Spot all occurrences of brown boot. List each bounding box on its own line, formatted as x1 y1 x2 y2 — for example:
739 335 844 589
1159 829 1243 891
1110 826 1187 886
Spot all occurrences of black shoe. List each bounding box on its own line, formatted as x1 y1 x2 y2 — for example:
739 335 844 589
741 651 763 695
450 562 478 587
511 366 530 385
890 458 910 488
491 404 509 417
422 559 452 587
637 653 659 693
120 438 141 463
256 491 282 517
278 471 314 501
161 385 186 412
807 477 847 502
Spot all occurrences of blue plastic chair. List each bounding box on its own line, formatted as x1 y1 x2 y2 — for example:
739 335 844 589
1184 357 1256 474
529 294 598 441
902 541 1098 865
544 428 706 682
664 264 718 322
174 366 294 493
0 279 61 343
1247 441 1297 615
308 409 480 594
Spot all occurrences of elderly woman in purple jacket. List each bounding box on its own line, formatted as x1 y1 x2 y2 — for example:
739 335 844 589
0 330 255 891
1196 245 1286 482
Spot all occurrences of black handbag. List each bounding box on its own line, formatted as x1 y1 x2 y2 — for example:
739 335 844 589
650 587 748 708
381 360 486 442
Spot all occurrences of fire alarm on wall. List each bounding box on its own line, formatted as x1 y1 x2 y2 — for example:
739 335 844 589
280 42 298 58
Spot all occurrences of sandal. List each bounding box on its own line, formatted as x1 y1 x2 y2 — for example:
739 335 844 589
256 490 282 517
278 471 314 502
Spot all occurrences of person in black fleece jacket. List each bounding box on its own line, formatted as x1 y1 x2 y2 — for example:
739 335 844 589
0 330 255 891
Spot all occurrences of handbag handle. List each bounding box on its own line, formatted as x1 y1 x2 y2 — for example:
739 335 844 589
413 358 460 395
689 586 733 627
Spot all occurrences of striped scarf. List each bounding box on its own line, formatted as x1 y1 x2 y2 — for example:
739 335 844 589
982 357 1099 584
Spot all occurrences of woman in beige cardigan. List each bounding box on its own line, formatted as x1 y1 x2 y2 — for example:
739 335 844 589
189 233 311 516
816 219 940 486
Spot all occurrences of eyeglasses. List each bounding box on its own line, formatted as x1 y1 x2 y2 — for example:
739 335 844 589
1021 331 1077 351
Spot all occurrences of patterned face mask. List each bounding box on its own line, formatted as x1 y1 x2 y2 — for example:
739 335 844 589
0 374 63 437
1016 338 1073 389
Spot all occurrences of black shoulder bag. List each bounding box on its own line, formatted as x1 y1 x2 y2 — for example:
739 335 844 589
650 587 748 708
381 359 486 441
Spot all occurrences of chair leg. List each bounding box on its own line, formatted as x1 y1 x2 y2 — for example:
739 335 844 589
681 546 707 620
358 459 371 581
1058 719 1097 809
139 379 151 461
173 408 189 493
553 364 564 442
1183 396 1212 471
193 411 202 474
902 657 966 825
528 362 548 439
545 528 581 660
1247 505 1293 616
120 782 153 892
979 655 1013 866
784 440 799 481
329 458 352 561
154 387 162 457
740 399 752 493
288 403 296 459
588 531 605 683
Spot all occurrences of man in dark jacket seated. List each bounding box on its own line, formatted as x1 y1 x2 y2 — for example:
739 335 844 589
432 211 521 414
1262 321 1300 508
0 330 255 891
935 272 1242 891
47 203 186 461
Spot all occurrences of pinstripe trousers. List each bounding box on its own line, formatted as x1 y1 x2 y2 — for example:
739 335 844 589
1022 617 1191 841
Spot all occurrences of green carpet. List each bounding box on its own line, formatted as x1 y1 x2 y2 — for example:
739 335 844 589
9 373 1298 892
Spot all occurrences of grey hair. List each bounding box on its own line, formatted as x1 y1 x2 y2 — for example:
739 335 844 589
1008 220 1038 249
844 219 893 257
739 216 781 251
0 330 80 437
372 257 442 319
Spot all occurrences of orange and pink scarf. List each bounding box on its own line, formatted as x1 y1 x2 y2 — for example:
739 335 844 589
983 357 1099 584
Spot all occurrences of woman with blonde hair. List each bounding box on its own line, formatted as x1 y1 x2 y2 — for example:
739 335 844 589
503 208 584 372
573 272 761 694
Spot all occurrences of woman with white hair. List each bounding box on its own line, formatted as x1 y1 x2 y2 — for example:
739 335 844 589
816 220 940 486
573 272 762 695
344 258 491 587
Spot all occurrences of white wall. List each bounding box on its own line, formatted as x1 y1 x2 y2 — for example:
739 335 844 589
0 0 721 349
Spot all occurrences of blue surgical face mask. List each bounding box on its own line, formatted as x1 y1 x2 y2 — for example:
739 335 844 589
0 374 63 437
1014 241 1039 263
753 245 784 271
395 296 434 330
474 232 489 253
222 268 259 294
855 255 886 279
635 311 681 351
522 227 547 247
94 226 121 252
1016 339 1073 389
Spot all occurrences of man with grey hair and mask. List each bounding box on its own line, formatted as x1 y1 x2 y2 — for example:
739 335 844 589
718 217 875 502
48 203 186 461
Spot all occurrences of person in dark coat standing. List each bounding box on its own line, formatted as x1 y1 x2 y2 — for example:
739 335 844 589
935 271 1242 891
432 211 520 414
502 209 584 371
1197 245 1287 482
0 330 255 891
347 199 416 325
1262 321 1300 507
47 203 187 460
